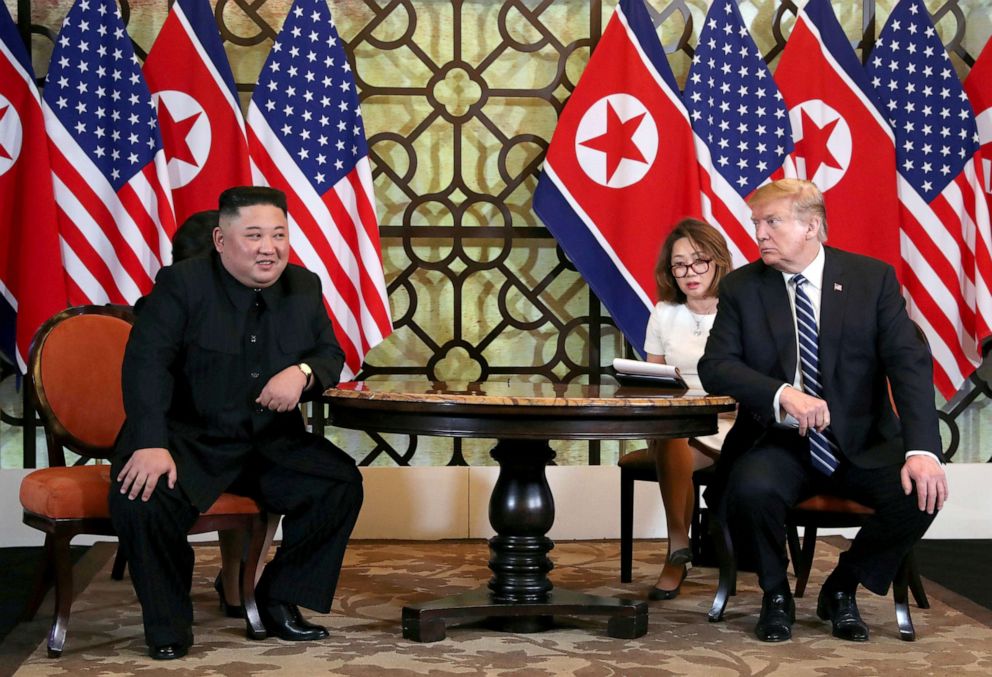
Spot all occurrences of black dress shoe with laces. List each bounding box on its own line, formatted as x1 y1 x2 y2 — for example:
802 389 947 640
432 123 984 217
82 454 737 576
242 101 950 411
755 590 795 642
817 588 870 641
148 643 188 660
257 600 329 641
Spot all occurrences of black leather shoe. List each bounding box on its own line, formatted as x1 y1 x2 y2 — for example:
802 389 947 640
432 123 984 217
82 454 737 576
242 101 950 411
149 643 188 660
214 573 247 619
755 591 795 642
648 566 688 601
817 588 870 641
258 600 329 641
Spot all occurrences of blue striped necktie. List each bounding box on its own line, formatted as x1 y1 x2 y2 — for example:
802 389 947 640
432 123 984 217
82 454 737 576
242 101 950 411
792 274 840 475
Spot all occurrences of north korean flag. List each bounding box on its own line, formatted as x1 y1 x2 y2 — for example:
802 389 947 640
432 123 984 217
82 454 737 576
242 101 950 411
965 38 992 215
775 0 901 273
144 0 251 225
533 0 700 352
0 4 67 370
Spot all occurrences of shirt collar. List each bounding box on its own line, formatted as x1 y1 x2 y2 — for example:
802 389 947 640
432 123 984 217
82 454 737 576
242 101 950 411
782 245 826 290
214 252 285 311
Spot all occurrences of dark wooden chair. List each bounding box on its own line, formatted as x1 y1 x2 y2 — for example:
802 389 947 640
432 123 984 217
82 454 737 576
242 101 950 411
19 305 270 657
618 443 716 583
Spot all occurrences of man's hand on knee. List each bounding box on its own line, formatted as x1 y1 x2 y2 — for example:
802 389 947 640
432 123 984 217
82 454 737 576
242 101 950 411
256 366 307 412
118 448 177 502
900 455 948 514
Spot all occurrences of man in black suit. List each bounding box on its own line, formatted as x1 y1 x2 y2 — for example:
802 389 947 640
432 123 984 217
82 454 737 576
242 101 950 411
110 186 363 659
698 179 948 643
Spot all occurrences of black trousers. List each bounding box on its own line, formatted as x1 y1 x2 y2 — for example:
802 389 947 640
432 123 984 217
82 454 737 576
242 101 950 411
723 430 936 596
109 455 363 647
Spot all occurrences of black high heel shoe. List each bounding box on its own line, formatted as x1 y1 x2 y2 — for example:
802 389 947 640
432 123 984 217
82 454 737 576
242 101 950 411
214 573 246 619
667 547 692 567
648 566 688 601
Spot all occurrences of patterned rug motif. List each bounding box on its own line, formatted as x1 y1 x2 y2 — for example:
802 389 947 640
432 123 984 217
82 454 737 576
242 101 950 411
12 539 992 675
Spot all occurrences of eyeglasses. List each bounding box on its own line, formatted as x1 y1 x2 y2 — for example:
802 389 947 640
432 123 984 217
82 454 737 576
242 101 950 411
670 259 712 278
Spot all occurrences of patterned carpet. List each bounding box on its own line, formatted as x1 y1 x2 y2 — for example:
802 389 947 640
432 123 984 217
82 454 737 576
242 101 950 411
7 539 992 675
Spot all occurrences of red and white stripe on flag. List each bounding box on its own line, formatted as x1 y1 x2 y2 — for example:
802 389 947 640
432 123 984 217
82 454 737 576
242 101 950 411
683 0 793 269
0 4 67 371
775 0 901 274
42 0 175 307
533 0 701 352
965 38 992 217
247 0 391 380
868 0 992 397
144 0 251 226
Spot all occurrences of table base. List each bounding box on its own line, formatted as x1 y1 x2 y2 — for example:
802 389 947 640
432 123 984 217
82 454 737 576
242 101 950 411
401 588 649 642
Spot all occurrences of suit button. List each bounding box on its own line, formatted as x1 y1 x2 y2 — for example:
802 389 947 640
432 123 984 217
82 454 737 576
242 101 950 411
255 405 264 413
250 371 260 379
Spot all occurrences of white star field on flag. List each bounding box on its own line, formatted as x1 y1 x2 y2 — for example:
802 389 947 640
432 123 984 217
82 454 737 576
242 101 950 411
683 0 791 195
252 0 368 194
43 0 161 190
867 0 980 202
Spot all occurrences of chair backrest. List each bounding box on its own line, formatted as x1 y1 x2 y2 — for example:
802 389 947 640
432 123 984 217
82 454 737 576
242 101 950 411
29 305 135 464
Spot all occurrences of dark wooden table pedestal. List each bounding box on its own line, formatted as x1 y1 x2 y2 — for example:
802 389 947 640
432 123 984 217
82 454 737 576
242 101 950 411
323 380 734 643
402 439 647 642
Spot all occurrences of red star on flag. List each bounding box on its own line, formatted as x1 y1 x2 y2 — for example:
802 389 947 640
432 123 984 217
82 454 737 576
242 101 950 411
157 99 200 166
796 109 842 178
579 101 646 182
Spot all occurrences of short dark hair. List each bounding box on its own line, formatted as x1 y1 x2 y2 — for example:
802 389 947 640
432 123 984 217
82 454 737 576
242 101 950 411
172 210 218 262
654 218 733 305
218 186 288 218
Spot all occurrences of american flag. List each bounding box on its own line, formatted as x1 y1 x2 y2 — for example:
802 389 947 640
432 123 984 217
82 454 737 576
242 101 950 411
867 0 992 397
0 2 67 370
144 0 251 226
247 0 391 380
42 0 175 306
683 0 792 267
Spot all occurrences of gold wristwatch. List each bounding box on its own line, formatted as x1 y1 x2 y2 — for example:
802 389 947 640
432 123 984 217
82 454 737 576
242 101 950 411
297 362 313 385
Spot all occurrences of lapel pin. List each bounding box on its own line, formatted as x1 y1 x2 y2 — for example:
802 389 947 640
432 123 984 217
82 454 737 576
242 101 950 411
834 283 843 292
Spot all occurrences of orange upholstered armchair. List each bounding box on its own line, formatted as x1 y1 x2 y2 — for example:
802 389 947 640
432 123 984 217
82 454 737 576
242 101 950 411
19 305 270 657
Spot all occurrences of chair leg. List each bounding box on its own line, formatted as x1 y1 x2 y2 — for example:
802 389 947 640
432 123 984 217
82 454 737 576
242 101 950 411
892 555 916 641
110 545 127 581
708 518 736 622
21 533 55 622
243 513 269 640
47 532 75 658
620 470 634 583
690 480 703 564
793 525 818 598
904 549 930 609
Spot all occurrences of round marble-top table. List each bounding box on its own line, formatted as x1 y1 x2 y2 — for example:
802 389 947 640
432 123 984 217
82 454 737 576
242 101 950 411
323 380 735 642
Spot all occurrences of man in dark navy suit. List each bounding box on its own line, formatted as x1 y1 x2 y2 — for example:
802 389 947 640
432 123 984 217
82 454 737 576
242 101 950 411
699 179 948 643
110 186 363 659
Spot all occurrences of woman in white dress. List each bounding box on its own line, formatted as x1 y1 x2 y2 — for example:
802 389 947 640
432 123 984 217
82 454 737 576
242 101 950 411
645 218 734 600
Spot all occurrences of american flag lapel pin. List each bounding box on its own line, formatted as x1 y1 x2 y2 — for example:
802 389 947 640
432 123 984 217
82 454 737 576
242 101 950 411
834 283 843 292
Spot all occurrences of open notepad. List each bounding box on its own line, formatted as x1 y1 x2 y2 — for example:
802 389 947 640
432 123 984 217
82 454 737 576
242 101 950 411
610 358 688 389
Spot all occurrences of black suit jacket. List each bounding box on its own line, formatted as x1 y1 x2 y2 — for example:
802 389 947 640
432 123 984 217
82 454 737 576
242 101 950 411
113 253 359 511
698 247 942 500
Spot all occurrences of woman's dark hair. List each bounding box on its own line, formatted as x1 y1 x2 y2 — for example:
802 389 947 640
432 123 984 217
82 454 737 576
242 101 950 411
171 210 218 262
654 218 732 305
